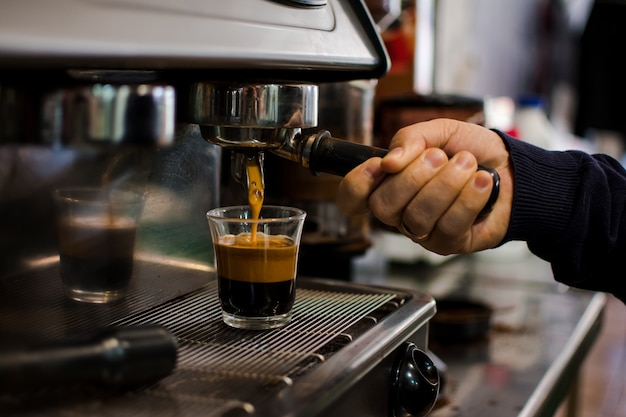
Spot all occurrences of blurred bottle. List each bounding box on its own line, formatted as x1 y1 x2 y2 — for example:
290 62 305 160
514 95 554 149
484 96 518 138
514 94 594 153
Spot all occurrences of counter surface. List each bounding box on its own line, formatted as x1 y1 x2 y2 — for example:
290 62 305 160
352 238 606 417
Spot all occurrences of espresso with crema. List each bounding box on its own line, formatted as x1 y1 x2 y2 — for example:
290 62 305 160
214 232 297 317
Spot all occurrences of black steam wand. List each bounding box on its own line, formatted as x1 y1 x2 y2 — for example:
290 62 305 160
0 325 178 391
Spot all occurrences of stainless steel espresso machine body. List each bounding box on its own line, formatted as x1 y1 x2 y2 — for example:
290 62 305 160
0 1 441 416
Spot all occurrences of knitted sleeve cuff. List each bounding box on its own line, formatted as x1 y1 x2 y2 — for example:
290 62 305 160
492 130 581 244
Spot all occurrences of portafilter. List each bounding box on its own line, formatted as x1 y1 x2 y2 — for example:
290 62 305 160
190 82 500 217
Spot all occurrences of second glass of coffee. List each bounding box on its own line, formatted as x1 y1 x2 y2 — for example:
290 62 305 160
206 205 306 330
53 187 144 304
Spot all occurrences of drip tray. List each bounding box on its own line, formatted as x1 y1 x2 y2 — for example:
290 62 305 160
0 258 436 417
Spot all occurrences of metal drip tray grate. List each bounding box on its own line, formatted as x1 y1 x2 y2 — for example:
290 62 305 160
105 280 404 415
0 262 435 417
118 281 399 382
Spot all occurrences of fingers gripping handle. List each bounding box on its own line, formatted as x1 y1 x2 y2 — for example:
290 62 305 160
307 133 500 219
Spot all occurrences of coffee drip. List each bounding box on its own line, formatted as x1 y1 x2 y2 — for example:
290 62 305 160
245 153 265 241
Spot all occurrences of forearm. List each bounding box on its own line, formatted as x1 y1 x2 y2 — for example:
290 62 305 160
496 130 626 302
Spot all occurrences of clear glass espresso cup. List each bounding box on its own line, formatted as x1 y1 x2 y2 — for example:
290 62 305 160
207 205 306 330
53 187 144 303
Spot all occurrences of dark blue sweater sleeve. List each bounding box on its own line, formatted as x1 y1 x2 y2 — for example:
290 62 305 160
494 130 626 302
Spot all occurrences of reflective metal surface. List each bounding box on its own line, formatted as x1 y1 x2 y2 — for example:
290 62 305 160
190 83 318 128
1 80 176 147
192 83 318 150
0 0 388 81
41 83 176 147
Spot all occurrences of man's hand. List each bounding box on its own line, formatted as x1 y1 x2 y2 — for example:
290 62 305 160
336 118 513 254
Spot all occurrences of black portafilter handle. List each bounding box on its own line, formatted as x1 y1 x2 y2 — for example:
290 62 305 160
0 325 178 391
306 131 500 218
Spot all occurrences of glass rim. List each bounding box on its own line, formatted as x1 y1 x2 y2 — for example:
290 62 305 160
206 205 306 223
53 187 144 205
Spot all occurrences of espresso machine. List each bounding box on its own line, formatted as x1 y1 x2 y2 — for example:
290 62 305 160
0 2 448 417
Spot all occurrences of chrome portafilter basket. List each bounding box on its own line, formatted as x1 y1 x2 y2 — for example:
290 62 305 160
190 83 319 147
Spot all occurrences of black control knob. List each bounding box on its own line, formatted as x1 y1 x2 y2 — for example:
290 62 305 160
389 342 440 417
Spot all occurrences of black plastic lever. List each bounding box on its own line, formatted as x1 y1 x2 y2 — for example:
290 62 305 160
307 133 500 218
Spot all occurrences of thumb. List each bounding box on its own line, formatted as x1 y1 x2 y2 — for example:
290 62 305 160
336 157 386 215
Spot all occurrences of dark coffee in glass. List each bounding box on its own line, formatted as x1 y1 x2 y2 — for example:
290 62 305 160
53 187 144 303
57 215 138 300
